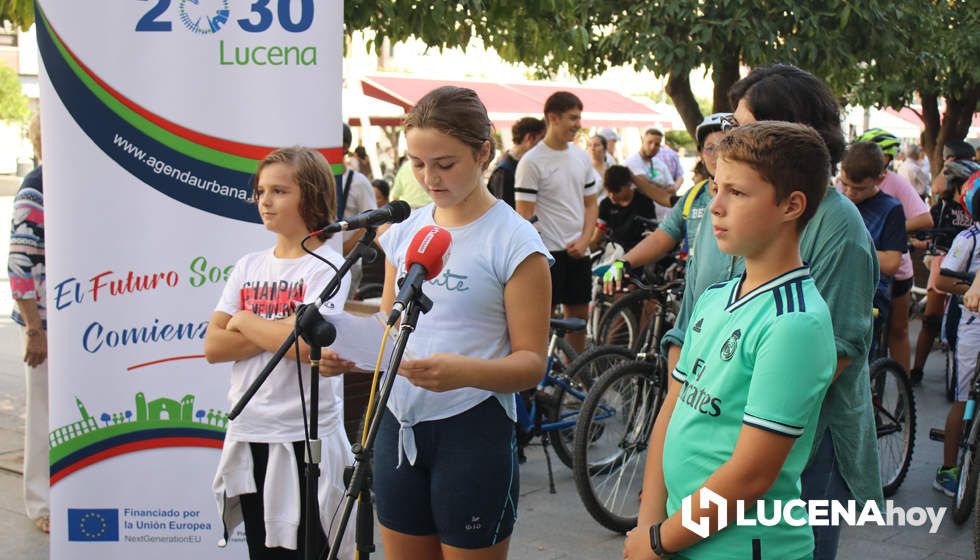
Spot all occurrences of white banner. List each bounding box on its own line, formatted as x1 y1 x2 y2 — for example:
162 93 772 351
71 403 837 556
37 1 342 556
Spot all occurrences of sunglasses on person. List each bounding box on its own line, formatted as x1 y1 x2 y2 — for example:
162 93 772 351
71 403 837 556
720 114 740 132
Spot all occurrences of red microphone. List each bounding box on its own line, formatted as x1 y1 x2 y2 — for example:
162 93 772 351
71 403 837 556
387 226 452 325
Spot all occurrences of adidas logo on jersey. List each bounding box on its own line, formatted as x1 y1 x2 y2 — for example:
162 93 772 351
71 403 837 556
693 318 703 333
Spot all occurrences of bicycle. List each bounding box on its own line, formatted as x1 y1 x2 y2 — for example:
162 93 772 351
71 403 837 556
869 287 917 497
943 298 963 402
587 239 625 346
571 278 683 533
595 259 685 351
588 215 663 348
514 317 586 492
973 470 980 558
928 268 979 525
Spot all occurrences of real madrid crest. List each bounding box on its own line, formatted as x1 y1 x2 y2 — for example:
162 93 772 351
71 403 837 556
720 329 741 361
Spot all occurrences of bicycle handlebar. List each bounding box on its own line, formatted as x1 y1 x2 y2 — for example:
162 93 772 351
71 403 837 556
940 268 976 283
912 227 961 240
627 275 684 296
631 215 660 229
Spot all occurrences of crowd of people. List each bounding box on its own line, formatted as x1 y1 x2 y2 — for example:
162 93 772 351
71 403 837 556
9 62 980 560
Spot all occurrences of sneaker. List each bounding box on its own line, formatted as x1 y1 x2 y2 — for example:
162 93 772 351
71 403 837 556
910 368 924 386
933 466 960 497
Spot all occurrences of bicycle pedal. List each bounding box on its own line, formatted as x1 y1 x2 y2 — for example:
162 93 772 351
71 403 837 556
929 428 945 442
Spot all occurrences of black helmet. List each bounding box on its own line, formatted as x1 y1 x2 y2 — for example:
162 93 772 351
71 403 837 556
944 140 975 161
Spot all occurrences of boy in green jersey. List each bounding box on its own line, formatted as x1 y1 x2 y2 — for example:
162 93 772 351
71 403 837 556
624 122 837 560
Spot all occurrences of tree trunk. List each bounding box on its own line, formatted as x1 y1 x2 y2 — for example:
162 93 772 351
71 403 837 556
919 92 942 176
711 53 740 114
921 87 979 176
947 87 979 140
666 70 703 138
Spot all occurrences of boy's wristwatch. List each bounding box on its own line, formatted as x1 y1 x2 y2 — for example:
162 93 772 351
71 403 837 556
649 522 674 558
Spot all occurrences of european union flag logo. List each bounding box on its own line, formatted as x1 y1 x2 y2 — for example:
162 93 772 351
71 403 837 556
67 508 119 541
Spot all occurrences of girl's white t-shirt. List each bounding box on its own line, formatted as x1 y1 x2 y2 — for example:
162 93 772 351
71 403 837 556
215 241 350 442
377 200 552 464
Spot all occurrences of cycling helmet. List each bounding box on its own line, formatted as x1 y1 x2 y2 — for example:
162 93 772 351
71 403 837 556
945 159 980 182
856 128 901 158
695 113 732 150
962 169 980 220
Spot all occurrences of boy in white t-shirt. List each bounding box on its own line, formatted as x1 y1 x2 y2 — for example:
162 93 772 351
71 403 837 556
515 91 599 350
205 147 355 559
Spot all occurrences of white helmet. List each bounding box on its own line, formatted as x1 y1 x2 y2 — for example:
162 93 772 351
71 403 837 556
696 112 732 150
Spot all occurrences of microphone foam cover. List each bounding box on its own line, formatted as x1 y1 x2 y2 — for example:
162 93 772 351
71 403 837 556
405 226 452 280
389 200 412 223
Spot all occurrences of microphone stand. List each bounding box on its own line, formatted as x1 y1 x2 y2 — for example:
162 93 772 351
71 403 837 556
327 285 433 560
227 227 380 560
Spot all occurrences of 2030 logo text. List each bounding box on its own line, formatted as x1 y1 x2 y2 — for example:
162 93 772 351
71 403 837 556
136 0 314 35
135 0 319 66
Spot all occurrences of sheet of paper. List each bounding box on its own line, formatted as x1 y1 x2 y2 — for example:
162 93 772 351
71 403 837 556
326 311 413 372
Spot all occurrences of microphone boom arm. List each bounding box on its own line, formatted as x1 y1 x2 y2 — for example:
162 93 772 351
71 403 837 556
327 287 432 560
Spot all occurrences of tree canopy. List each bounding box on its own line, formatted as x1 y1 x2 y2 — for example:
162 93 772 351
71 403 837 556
4 1 976 163
849 0 978 171
0 0 33 31
346 0 976 167
0 61 28 123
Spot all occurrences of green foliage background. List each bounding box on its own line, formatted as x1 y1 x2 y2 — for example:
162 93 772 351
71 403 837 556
0 61 27 123
6 0 977 163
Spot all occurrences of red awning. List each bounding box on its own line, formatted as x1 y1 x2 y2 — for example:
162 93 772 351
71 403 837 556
359 74 673 129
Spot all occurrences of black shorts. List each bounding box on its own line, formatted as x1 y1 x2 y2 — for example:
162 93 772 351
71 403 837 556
893 277 914 298
550 250 591 305
373 398 519 549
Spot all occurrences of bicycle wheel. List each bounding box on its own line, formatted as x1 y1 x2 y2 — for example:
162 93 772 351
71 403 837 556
596 292 645 349
870 357 916 497
545 345 636 468
974 473 980 556
953 419 980 524
588 292 616 346
572 360 664 533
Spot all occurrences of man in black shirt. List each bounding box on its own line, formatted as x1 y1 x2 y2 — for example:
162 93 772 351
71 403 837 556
592 165 657 252
488 117 546 207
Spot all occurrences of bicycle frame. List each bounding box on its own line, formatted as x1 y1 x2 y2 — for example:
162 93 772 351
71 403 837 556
959 353 980 456
515 330 590 437
633 281 683 358
591 282 679 427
